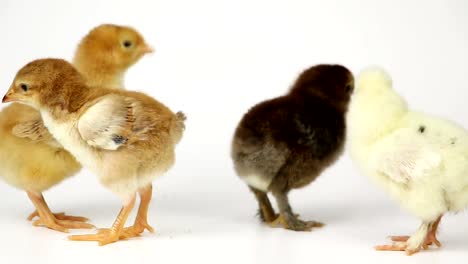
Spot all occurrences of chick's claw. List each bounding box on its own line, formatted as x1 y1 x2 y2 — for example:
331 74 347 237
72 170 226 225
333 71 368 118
375 242 421 256
96 223 154 240
28 211 89 222
69 230 122 246
32 217 95 233
268 213 324 231
132 220 155 234
390 234 442 249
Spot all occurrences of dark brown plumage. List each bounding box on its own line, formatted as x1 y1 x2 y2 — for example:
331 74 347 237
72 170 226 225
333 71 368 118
231 64 354 231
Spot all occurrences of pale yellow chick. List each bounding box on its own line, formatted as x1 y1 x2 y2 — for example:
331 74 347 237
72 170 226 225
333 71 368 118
347 67 468 255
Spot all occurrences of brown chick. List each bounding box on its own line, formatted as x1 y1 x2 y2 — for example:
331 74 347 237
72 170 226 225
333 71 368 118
0 24 152 232
231 65 354 231
3 58 186 246
73 24 154 88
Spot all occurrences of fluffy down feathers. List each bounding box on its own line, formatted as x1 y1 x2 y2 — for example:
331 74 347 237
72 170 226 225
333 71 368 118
231 64 354 231
8 58 185 200
0 104 80 192
347 66 468 254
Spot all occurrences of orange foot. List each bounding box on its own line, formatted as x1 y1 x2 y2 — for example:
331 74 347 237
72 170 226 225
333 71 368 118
28 211 94 233
69 228 138 246
375 242 420 256
390 234 441 249
28 211 89 222
97 221 155 240
375 233 442 256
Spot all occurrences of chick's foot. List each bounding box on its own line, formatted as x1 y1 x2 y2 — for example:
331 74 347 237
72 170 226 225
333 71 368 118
390 232 442 249
97 220 155 240
26 191 94 232
129 218 155 234
375 242 420 255
268 213 324 231
28 211 89 222
69 229 132 246
31 214 95 233
69 195 137 246
376 234 440 255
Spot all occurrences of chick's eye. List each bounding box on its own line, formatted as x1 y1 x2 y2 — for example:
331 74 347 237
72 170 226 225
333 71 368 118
20 83 28 92
123 40 132 48
345 84 352 93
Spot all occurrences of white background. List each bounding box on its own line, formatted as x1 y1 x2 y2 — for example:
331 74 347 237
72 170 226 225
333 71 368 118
1 0 468 263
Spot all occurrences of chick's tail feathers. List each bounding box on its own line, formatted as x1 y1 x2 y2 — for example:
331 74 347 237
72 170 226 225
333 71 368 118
170 111 186 145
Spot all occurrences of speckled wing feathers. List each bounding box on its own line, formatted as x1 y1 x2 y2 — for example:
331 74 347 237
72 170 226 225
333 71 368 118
78 95 142 150
12 118 59 147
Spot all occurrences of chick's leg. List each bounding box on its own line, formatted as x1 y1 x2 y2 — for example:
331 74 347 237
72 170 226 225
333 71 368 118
69 194 136 246
122 184 155 237
388 215 443 248
26 191 94 232
425 215 443 247
270 190 324 231
376 221 436 255
249 187 277 222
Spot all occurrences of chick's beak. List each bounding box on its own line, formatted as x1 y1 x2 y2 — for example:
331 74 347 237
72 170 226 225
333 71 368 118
2 89 15 103
142 44 155 54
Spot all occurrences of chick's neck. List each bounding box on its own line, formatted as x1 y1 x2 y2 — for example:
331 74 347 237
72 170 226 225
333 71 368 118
348 88 408 145
44 83 95 119
73 56 126 89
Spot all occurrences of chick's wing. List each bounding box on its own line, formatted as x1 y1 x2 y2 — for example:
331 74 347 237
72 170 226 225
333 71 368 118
78 94 145 150
368 128 442 184
12 118 60 147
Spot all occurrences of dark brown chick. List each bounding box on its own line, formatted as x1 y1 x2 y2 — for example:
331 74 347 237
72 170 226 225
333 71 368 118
231 64 354 231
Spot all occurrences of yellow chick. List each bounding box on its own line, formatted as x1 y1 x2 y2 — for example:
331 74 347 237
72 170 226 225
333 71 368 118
3 58 186 246
73 24 154 88
0 103 84 232
348 67 468 255
0 24 152 232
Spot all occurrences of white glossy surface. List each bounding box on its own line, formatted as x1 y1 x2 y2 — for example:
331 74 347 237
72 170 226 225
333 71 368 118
1 0 468 263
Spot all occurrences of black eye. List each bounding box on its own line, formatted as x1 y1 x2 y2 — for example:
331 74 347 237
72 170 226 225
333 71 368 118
20 83 28 92
345 84 352 93
123 40 132 48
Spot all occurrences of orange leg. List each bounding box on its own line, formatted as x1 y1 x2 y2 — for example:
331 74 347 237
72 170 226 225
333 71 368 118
388 215 443 248
119 184 155 238
69 194 136 246
26 191 94 233
375 216 443 255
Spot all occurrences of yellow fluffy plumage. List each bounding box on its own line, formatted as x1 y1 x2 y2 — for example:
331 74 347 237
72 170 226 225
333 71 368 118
4 58 185 246
0 24 152 232
347 67 468 255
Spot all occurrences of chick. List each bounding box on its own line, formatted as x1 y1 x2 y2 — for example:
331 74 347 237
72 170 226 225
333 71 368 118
347 67 468 255
231 65 354 231
0 24 152 232
73 24 154 88
0 103 86 232
3 58 186 245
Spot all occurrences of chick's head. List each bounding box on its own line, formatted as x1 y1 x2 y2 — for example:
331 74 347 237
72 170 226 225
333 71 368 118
290 64 354 109
355 67 393 94
3 59 85 110
74 24 153 71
